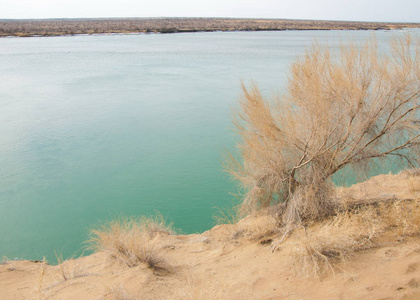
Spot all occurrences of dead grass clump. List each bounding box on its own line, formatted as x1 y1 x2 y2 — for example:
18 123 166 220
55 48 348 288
1 256 9 264
402 168 420 198
409 180 420 198
213 206 241 225
281 181 336 225
54 253 92 282
102 283 137 300
88 215 174 270
233 212 280 240
379 200 420 236
401 168 420 178
33 257 47 300
287 206 380 277
286 199 420 277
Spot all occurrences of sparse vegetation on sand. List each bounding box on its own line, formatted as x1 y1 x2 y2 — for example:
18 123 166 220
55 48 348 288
1 17 420 37
284 193 420 277
1 172 419 299
1 33 420 299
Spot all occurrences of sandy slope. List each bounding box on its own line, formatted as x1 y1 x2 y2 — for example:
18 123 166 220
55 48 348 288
1 172 419 300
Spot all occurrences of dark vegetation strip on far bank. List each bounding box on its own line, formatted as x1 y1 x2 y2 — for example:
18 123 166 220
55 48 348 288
1 17 420 37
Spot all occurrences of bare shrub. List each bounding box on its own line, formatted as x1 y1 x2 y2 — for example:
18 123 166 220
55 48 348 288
228 34 420 225
88 215 174 270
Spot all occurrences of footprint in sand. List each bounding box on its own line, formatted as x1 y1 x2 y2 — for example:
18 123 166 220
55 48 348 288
406 263 418 274
384 249 399 257
408 278 420 288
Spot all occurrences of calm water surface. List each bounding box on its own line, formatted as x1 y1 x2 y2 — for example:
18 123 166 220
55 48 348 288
1 30 417 262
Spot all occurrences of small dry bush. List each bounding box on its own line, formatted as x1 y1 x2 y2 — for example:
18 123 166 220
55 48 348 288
88 215 174 269
286 199 420 277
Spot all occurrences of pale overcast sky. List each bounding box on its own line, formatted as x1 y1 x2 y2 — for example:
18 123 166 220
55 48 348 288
1 0 419 22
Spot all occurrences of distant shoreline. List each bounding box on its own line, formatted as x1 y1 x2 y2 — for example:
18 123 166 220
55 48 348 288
1 17 420 37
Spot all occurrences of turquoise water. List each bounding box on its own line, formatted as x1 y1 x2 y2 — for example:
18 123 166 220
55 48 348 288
0 30 417 263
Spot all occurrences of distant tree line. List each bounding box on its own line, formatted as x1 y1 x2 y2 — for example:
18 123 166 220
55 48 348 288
1 18 419 37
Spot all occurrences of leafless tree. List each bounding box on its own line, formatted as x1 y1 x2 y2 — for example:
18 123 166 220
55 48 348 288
228 35 420 225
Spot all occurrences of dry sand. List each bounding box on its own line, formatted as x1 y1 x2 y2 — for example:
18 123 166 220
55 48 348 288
1 171 420 299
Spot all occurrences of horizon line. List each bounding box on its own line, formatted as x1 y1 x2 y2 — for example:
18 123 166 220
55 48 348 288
1 16 419 25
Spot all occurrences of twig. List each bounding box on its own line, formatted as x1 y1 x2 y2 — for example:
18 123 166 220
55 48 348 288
270 224 301 252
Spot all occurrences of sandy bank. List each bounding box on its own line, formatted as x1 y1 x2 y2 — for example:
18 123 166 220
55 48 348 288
1 171 419 299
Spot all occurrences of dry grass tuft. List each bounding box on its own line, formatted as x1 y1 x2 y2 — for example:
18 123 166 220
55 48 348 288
102 283 137 300
284 199 420 277
287 207 379 277
88 215 174 270
409 180 420 198
32 257 47 300
233 212 280 240
379 200 420 236
401 168 420 178
213 206 241 225
54 253 91 281
403 168 420 198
